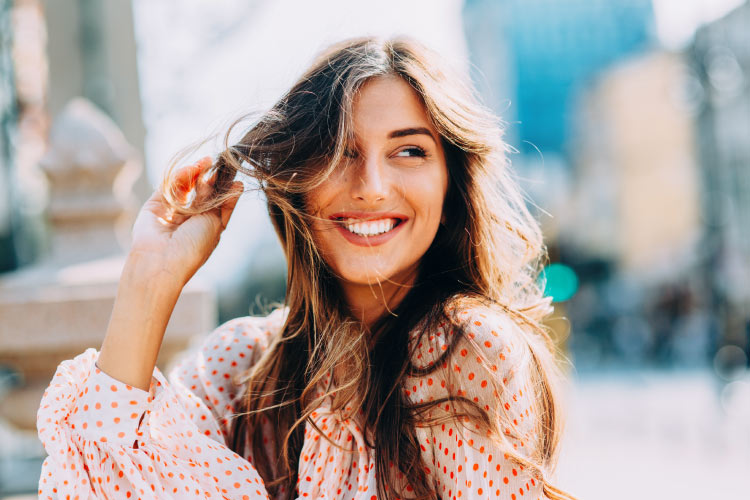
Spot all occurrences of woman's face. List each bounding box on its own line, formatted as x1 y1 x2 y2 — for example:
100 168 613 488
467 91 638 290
306 75 449 291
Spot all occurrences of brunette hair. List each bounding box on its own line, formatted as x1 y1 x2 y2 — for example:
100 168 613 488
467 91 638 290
162 36 574 500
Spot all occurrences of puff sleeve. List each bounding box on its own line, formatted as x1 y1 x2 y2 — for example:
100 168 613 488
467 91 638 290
405 306 548 500
36 309 286 500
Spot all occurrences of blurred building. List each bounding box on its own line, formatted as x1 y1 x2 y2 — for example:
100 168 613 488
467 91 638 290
464 0 654 157
568 51 702 281
690 1 750 354
463 0 655 243
561 49 711 368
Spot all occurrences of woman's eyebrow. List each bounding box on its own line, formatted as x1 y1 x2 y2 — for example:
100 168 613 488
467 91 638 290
388 127 436 143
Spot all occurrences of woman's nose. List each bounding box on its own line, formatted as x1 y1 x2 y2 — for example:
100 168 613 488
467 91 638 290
350 154 388 204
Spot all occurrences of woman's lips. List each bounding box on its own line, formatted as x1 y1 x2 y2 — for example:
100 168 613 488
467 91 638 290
329 212 409 247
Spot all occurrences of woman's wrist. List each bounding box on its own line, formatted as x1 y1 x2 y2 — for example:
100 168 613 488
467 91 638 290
123 248 192 289
97 251 186 390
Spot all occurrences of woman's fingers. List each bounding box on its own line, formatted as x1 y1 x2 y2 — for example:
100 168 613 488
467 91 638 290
164 156 212 207
173 164 202 204
153 156 239 232
194 157 218 207
220 181 244 230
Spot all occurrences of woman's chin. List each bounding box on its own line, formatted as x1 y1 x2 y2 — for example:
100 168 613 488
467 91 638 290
336 271 395 288
332 261 417 290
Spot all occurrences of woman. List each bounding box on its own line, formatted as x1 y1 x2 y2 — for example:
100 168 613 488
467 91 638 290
37 37 575 500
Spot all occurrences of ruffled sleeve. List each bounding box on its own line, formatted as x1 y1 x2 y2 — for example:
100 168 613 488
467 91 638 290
405 304 547 500
36 309 286 500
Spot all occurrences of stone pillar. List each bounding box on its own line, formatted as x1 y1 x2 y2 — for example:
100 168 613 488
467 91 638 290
42 0 150 201
0 98 216 433
39 97 140 264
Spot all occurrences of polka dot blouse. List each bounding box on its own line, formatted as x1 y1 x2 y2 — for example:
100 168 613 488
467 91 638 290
37 303 548 499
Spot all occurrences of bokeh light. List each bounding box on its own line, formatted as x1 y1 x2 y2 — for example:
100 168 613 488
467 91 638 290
542 263 579 303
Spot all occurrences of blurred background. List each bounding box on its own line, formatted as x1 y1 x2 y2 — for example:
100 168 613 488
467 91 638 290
1 0 749 498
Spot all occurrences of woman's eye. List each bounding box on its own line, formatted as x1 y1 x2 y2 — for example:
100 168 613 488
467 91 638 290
395 146 426 158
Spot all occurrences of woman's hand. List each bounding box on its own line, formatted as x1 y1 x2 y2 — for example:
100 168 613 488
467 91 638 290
129 156 243 286
98 157 242 390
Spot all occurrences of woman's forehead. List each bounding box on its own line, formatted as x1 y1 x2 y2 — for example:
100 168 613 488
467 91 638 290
349 76 438 143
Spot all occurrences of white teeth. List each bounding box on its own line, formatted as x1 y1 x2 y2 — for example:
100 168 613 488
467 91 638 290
343 218 398 237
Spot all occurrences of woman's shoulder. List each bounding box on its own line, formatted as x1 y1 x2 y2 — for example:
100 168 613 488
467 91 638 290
444 295 522 334
170 306 288 373
212 306 288 346
410 294 529 372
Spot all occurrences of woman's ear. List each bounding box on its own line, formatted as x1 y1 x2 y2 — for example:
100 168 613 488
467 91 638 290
440 212 447 226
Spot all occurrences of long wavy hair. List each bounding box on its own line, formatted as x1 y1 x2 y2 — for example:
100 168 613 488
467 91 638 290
162 37 575 500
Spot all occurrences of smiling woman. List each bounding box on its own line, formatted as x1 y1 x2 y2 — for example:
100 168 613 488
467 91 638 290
36 37 576 500
307 76 449 325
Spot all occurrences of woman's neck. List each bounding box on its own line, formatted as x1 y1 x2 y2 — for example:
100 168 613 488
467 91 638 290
341 280 412 329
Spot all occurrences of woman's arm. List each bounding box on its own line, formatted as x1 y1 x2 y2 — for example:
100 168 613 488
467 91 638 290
96 253 184 390
37 301 286 500
97 157 242 390
38 345 271 500
36 158 260 499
